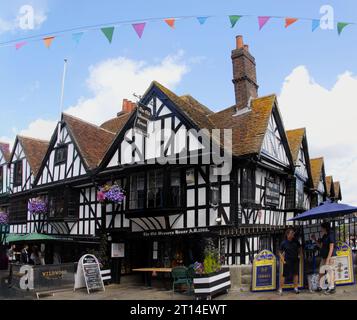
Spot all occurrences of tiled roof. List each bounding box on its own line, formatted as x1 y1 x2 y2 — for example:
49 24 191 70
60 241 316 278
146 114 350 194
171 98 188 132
0 142 10 162
153 81 216 131
18 136 49 176
180 95 214 116
100 111 134 134
209 95 277 157
334 181 342 200
325 176 334 197
310 157 324 190
286 128 305 164
63 113 115 170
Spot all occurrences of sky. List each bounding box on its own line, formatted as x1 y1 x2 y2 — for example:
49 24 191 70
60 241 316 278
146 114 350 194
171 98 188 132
0 0 356 204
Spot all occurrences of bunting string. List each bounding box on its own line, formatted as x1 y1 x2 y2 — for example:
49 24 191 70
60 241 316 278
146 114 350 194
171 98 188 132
0 13 355 51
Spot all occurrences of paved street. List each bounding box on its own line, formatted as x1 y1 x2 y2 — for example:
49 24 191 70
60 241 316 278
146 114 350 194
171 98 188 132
1 270 356 300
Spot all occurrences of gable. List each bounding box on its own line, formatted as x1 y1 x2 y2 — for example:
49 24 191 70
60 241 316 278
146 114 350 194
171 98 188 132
10 139 33 193
261 114 290 167
105 87 206 169
36 124 87 186
295 145 309 181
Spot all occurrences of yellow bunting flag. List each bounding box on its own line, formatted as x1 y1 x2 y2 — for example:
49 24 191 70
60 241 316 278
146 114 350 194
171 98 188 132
164 18 176 29
43 36 55 48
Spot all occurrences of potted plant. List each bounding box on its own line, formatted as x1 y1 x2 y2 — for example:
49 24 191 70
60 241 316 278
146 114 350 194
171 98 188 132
97 183 125 204
192 240 231 300
28 198 47 215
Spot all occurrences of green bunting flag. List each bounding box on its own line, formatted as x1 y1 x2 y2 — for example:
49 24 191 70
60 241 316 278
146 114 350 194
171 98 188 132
229 15 242 28
101 27 115 43
337 22 350 35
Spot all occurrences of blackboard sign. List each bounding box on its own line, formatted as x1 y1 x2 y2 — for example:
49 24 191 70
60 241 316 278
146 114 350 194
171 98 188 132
252 250 277 292
75 254 105 294
265 179 280 207
134 103 152 136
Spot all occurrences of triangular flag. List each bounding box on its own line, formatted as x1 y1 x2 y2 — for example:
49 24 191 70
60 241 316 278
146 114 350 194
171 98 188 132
337 22 350 35
229 15 242 28
197 17 208 25
312 19 320 32
72 32 84 45
164 18 176 29
15 41 27 50
132 23 146 39
43 36 55 48
285 18 298 28
258 16 271 30
101 27 115 43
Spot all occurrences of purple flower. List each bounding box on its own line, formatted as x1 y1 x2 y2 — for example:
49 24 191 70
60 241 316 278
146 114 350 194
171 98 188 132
98 183 125 204
0 212 8 225
28 199 47 215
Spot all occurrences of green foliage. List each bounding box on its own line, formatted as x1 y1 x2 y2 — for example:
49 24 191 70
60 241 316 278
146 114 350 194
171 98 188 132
88 233 109 268
203 239 221 274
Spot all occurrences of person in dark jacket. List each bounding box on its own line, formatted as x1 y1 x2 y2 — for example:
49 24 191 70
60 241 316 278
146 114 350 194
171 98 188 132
278 228 302 295
311 222 337 294
20 244 30 264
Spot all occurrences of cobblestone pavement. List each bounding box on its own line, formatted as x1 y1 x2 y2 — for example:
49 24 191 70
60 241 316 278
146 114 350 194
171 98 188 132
38 285 357 300
1 269 356 300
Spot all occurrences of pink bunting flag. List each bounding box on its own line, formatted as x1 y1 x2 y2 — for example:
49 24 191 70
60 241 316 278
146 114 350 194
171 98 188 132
132 23 146 39
15 41 27 50
258 16 271 30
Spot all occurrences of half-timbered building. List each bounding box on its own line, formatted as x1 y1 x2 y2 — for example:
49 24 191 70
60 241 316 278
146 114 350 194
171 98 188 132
286 128 314 220
0 142 10 212
333 181 342 202
8 136 49 234
325 176 335 202
310 157 327 207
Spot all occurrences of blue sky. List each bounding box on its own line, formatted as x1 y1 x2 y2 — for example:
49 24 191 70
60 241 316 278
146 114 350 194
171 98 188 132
1 0 357 202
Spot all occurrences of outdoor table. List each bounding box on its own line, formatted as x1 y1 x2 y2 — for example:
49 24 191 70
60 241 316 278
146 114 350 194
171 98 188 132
132 268 172 289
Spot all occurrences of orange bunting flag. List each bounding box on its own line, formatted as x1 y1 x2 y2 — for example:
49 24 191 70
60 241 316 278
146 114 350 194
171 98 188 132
43 36 55 48
285 18 298 28
164 18 176 29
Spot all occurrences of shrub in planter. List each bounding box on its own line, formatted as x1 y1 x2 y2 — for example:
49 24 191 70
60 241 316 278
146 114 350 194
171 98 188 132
193 242 231 300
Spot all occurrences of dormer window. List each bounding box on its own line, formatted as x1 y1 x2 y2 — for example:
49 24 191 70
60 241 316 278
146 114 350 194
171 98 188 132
13 161 22 187
54 145 68 166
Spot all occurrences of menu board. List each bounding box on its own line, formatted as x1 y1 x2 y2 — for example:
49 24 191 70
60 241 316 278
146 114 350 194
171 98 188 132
334 242 354 286
252 250 277 292
75 254 105 294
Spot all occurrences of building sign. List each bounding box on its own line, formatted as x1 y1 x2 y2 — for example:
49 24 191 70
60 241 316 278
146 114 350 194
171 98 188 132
265 179 280 207
252 250 277 292
134 103 152 136
111 243 125 258
11 263 75 292
74 254 105 294
280 256 304 289
334 242 354 286
143 227 210 237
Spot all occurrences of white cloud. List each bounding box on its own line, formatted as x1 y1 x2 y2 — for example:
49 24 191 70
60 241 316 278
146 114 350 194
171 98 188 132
279 66 357 205
65 51 189 124
2 51 189 147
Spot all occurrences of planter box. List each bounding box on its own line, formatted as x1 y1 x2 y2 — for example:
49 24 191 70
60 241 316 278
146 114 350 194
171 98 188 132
193 268 231 300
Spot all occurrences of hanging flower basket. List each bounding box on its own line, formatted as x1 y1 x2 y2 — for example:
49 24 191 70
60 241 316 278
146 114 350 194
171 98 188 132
0 212 8 225
97 183 125 204
28 198 47 215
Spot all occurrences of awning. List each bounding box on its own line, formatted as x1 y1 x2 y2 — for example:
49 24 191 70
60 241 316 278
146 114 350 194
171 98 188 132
5 233 60 243
289 201 357 222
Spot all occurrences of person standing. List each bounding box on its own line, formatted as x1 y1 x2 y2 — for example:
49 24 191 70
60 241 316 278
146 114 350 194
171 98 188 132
20 245 30 264
311 222 337 294
278 228 302 295
30 246 42 265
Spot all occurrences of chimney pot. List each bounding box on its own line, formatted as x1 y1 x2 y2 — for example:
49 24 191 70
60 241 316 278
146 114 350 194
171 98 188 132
121 99 136 114
236 35 244 49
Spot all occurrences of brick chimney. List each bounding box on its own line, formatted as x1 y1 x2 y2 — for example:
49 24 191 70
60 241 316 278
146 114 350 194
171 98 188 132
118 99 136 116
232 35 259 109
